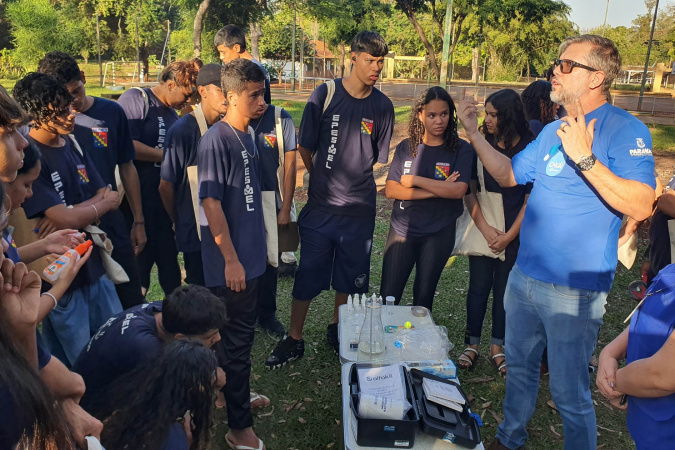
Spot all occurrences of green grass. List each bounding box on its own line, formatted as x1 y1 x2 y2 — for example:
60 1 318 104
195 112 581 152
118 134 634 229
647 123 675 153
143 198 640 450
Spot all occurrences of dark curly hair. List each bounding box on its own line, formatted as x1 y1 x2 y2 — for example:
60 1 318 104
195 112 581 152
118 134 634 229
480 89 531 157
99 339 217 450
12 73 73 129
408 86 459 157
159 60 199 91
37 51 82 84
0 85 29 131
521 80 557 126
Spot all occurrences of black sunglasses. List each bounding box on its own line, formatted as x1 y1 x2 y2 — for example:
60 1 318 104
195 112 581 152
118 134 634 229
554 59 598 74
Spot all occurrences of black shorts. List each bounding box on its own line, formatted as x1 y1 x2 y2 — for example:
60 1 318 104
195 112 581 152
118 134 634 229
292 207 375 300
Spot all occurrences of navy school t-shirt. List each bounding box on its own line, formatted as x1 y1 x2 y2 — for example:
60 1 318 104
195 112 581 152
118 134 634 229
73 97 135 187
160 113 202 253
512 103 655 291
74 97 136 248
198 121 266 287
250 105 297 208
117 87 179 200
73 302 164 410
471 134 534 232
298 79 395 216
387 139 473 238
22 136 106 292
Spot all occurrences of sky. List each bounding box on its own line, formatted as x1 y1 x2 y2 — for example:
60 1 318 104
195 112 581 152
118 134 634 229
564 0 673 31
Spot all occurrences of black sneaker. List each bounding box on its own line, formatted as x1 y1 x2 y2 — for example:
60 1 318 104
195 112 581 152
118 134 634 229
278 261 297 278
258 315 286 338
266 335 305 370
326 323 339 355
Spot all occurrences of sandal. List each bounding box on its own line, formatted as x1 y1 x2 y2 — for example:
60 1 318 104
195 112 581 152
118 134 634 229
458 347 479 371
225 432 265 450
216 391 270 410
250 391 271 409
490 352 507 376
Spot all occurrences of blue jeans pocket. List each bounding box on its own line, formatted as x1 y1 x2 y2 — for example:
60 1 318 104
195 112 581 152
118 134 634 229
550 283 591 300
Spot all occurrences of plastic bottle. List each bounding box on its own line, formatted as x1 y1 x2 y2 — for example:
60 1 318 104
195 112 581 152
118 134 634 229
358 296 385 356
347 294 354 314
43 240 92 283
385 296 395 315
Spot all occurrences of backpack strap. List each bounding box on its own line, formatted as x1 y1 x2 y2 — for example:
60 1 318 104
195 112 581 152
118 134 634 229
322 80 335 114
274 106 286 200
68 134 84 157
193 104 208 136
130 86 149 120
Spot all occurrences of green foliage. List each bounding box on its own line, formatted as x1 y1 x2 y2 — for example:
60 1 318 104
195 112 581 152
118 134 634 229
6 0 62 70
0 48 25 79
259 3 312 82
590 2 675 67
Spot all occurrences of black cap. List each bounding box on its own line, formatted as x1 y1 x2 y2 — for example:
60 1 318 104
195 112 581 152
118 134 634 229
196 63 222 87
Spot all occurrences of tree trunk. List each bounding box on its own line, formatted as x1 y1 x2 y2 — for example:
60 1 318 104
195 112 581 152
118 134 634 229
471 46 479 82
250 22 262 61
193 0 212 58
339 43 346 77
405 11 440 79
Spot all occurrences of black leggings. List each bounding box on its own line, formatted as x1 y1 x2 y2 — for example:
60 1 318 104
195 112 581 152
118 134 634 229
464 244 518 346
379 223 456 311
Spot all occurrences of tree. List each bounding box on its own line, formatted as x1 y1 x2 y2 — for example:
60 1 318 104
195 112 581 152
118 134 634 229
6 0 62 70
393 0 569 80
259 3 311 83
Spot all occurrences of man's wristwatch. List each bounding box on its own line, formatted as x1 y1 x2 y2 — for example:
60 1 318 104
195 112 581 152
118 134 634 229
576 154 597 171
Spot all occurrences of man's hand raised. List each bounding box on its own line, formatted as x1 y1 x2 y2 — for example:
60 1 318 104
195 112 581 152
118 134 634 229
457 88 480 137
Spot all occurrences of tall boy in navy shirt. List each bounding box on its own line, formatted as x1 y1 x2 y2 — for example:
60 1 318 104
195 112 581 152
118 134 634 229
266 31 395 369
198 58 266 450
37 51 146 308
13 73 123 366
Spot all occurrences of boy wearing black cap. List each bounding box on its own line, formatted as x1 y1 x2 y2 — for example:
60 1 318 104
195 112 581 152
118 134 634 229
159 63 227 286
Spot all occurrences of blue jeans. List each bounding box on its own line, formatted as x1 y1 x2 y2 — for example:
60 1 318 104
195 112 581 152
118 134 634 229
496 265 607 450
41 275 123 367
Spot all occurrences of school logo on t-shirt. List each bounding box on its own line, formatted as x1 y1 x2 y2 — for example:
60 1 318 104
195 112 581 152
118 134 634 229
435 162 450 180
263 133 277 148
92 128 108 148
361 118 373 135
629 137 652 157
544 144 565 177
77 164 90 184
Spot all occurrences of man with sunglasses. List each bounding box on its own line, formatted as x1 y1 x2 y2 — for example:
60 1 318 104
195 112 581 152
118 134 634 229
458 35 656 450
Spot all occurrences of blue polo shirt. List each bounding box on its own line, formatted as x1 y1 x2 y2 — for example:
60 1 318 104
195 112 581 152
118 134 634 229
160 113 202 252
198 121 266 287
387 138 473 238
512 103 655 291
625 264 675 449
298 79 394 217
